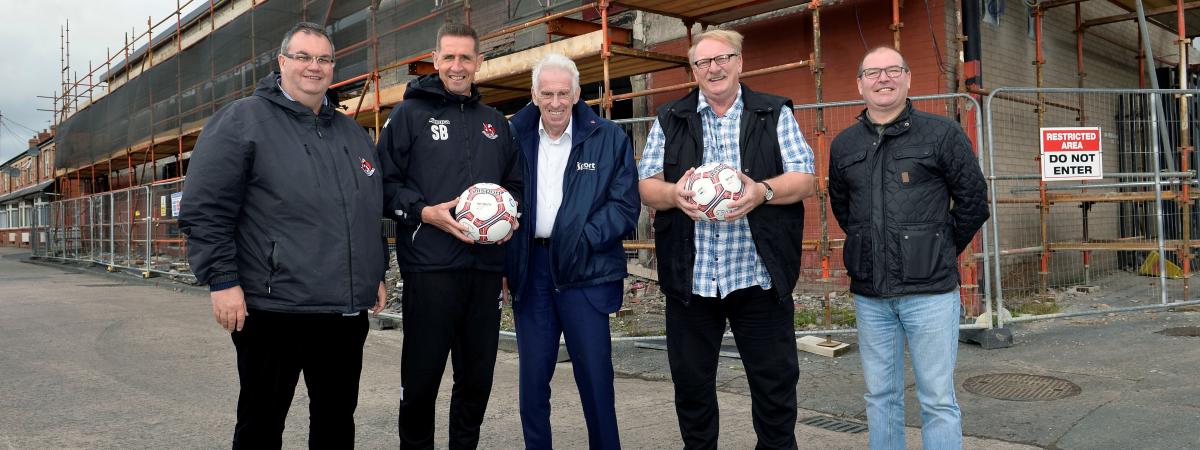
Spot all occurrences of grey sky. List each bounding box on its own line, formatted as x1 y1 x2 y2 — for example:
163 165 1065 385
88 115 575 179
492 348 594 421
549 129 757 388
0 0 182 163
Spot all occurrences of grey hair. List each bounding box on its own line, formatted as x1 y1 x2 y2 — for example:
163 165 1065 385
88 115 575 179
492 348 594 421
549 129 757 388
688 29 743 63
531 53 580 94
280 22 335 56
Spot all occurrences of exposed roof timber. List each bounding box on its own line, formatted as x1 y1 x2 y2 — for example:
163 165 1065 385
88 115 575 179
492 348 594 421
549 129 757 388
339 30 688 114
1083 1 1200 28
1039 0 1091 9
611 0 811 24
1101 0 1181 32
547 17 632 46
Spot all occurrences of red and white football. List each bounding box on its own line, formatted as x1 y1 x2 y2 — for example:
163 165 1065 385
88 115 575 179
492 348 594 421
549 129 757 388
455 183 519 243
685 162 744 221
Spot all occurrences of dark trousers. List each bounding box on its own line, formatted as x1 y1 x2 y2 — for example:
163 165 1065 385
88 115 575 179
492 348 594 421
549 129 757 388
514 245 622 450
665 287 799 450
398 270 502 449
230 308 369 450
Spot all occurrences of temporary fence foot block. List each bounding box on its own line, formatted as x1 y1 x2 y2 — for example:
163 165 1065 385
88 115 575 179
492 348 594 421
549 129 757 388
959 328 1013 349
796 335 853 357
610 308 633 318
369 315 399 330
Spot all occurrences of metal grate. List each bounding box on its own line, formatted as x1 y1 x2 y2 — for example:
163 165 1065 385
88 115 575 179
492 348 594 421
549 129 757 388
1156 327 1200 337
799 416 868 434
962 373 1081 401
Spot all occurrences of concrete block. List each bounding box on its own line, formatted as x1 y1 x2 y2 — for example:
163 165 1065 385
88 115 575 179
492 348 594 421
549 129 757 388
369 315 399 331
959 327 1014 350
796 335 853 357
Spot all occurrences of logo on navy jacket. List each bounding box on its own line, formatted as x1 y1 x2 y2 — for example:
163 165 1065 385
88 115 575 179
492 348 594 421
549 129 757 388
360 157 375 176
481 122 498 140
576 162 597 171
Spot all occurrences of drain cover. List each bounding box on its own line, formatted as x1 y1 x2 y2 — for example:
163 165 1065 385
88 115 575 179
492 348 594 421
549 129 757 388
799 416 868 434
962 373 1080 401
1156 327 1200 337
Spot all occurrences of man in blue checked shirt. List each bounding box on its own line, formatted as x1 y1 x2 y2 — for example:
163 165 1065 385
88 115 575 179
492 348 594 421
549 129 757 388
637 29 816 450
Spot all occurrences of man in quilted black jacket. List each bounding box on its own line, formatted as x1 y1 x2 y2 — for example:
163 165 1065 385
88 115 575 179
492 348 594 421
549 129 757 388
829 46 989 450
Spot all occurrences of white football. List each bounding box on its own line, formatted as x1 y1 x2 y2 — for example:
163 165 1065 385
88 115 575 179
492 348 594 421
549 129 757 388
455 183 519 244
685 162 744 221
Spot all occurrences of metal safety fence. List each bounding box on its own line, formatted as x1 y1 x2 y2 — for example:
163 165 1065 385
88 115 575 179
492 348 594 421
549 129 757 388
38 88 1200 343
610 93 993 340
31 179 192 280
983 87 1200 328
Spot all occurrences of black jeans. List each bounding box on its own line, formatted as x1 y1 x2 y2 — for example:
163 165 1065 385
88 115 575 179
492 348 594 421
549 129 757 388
397 270 502 449
230 308 369 449
665 287 799 450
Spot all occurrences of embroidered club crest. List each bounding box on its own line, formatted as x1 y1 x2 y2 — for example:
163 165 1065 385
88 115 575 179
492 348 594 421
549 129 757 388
360 157 375 176
481 122 498 140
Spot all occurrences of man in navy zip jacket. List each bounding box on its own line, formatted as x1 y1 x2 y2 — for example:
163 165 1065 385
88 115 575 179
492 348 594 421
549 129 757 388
505 53 640 450
376 23 523 449
181 22 388 448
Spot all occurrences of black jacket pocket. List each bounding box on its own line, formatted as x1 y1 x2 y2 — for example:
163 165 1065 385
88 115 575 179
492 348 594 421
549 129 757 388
897 225 947 281
842 224 872 281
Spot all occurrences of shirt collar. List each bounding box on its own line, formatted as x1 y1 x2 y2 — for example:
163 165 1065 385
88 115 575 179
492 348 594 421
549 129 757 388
538 115 573 142
697 86 744 118
278 79 329 106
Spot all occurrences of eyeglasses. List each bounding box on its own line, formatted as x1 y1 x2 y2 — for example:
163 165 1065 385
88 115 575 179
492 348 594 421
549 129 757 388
692 53 738 70
859 65 907 80
282 52 336 67
536 91 574 102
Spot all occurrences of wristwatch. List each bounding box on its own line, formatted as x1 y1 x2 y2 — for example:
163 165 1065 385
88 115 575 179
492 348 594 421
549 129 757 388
761 181 775 202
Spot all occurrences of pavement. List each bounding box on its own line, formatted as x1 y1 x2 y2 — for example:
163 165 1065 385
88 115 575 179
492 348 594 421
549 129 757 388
1 246 1197 448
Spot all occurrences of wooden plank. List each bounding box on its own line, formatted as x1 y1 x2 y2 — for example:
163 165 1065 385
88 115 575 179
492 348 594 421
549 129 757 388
546 17 632 46
796 335 852 357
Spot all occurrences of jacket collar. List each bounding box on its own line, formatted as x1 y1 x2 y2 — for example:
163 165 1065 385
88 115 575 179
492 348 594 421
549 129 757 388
511 98 602 148
667 83 778 118
403 73 482 106
857 99 914 136
253 72 338 121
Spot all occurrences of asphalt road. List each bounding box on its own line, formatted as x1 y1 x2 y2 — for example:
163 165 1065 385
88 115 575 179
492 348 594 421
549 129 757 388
1 246 1135 448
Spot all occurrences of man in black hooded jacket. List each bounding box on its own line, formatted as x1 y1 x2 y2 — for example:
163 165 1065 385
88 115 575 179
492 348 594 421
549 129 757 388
376 23 523 449
181 22 388 448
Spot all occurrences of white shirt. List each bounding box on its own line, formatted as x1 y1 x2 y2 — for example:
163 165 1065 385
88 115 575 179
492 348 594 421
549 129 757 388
535 116 573 238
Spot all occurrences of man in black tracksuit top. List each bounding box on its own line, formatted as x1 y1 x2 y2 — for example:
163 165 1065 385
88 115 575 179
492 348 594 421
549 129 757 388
376 23 522 449
180 23 387 448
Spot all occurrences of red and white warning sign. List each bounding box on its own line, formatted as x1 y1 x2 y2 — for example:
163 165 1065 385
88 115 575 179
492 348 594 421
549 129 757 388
1040 127 1103 181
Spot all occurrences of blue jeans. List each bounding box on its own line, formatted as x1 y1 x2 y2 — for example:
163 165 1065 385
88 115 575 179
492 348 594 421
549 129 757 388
854 290 962 450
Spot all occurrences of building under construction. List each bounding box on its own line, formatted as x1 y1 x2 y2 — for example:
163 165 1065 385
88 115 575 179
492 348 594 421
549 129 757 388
16 0 1200 319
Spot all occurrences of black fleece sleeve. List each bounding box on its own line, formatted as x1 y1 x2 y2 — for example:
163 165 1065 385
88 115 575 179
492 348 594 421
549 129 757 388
377 106 428 226
179 103 252 287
